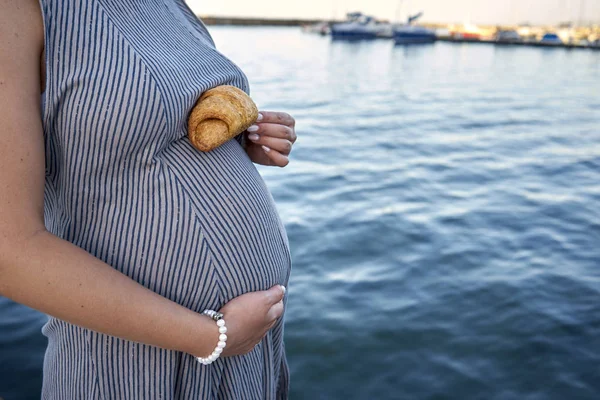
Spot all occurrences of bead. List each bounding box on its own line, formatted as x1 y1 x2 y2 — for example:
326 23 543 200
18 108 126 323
197 310 227 366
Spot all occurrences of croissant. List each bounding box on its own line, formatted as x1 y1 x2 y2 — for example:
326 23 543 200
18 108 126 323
187 85 259 152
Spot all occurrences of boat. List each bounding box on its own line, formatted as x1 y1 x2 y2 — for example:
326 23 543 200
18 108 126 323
540 33 562 45
330 12 381 40
393 12 436 45
394 25 437 44
452 31 482 41
450 23 485 41
375 23 395 38
495 29 522 44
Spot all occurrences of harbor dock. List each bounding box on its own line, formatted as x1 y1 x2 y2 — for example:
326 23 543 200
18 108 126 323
436 37 600 51
200 15 600 51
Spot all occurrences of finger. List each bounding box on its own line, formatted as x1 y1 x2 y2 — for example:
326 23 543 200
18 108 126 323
247 123 296 143
261 146 289 168
264 285 286 305
257 111 295 128
267 299 284 321
248 135 293 156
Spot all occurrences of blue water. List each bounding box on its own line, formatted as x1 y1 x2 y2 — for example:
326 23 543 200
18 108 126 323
2 27 599 399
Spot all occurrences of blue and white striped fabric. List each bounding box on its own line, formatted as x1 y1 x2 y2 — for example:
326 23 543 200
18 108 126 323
38 0 291 398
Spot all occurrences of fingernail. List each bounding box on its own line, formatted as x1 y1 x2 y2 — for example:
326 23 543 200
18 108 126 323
280 285 286 294
262 145 271 153
247 125 259 133
257 113 264 122
248 133 260 141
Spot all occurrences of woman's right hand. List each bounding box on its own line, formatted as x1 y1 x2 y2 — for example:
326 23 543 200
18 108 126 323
216 285 286 357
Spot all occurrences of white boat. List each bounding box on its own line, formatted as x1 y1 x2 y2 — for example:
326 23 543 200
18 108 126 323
540 33 562 45
495 29 522 43
375 23 395 38
331 12 381 40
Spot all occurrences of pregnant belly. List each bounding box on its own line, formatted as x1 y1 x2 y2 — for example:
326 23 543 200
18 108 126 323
150 138 291 310
42 136 291 394
59 136 291 313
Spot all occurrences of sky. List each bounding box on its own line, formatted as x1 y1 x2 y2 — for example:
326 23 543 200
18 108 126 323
187 0 600 26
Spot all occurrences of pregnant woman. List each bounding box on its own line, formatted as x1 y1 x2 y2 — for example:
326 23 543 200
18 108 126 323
0 1 296 399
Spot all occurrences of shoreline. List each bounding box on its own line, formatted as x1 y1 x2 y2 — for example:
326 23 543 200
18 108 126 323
199 16 600 51
436 37 600 51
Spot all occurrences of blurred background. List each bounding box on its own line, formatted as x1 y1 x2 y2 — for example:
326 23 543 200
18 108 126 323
2 1 600 399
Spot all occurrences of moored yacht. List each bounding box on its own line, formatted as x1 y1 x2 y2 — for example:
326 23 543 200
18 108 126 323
495 29 522 43
393 12 437 45
540 33 563 45
331 12 381 40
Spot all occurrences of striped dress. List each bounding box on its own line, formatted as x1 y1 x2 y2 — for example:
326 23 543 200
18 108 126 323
38 0 292 398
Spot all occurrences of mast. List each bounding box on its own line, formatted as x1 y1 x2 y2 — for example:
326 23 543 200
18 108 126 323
395 0 404 24
332 0 338 21
509 0 516 25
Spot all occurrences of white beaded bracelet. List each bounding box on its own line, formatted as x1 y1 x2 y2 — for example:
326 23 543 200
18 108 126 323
196 309 227 365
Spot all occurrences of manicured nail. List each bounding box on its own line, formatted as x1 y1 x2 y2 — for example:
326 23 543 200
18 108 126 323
247 125 259 133
257 113 264 122
248 133 260 141
280 285 286 294
262 145 271 153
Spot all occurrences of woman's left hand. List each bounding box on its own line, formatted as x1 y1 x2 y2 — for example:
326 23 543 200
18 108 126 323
245 111 296 167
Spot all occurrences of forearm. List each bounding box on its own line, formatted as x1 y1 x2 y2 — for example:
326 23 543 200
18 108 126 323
0 229 217 357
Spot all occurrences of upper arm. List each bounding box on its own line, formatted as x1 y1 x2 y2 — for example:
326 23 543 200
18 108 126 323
0 0 46 239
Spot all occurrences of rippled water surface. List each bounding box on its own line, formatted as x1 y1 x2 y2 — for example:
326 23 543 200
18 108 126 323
2 27 600 399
